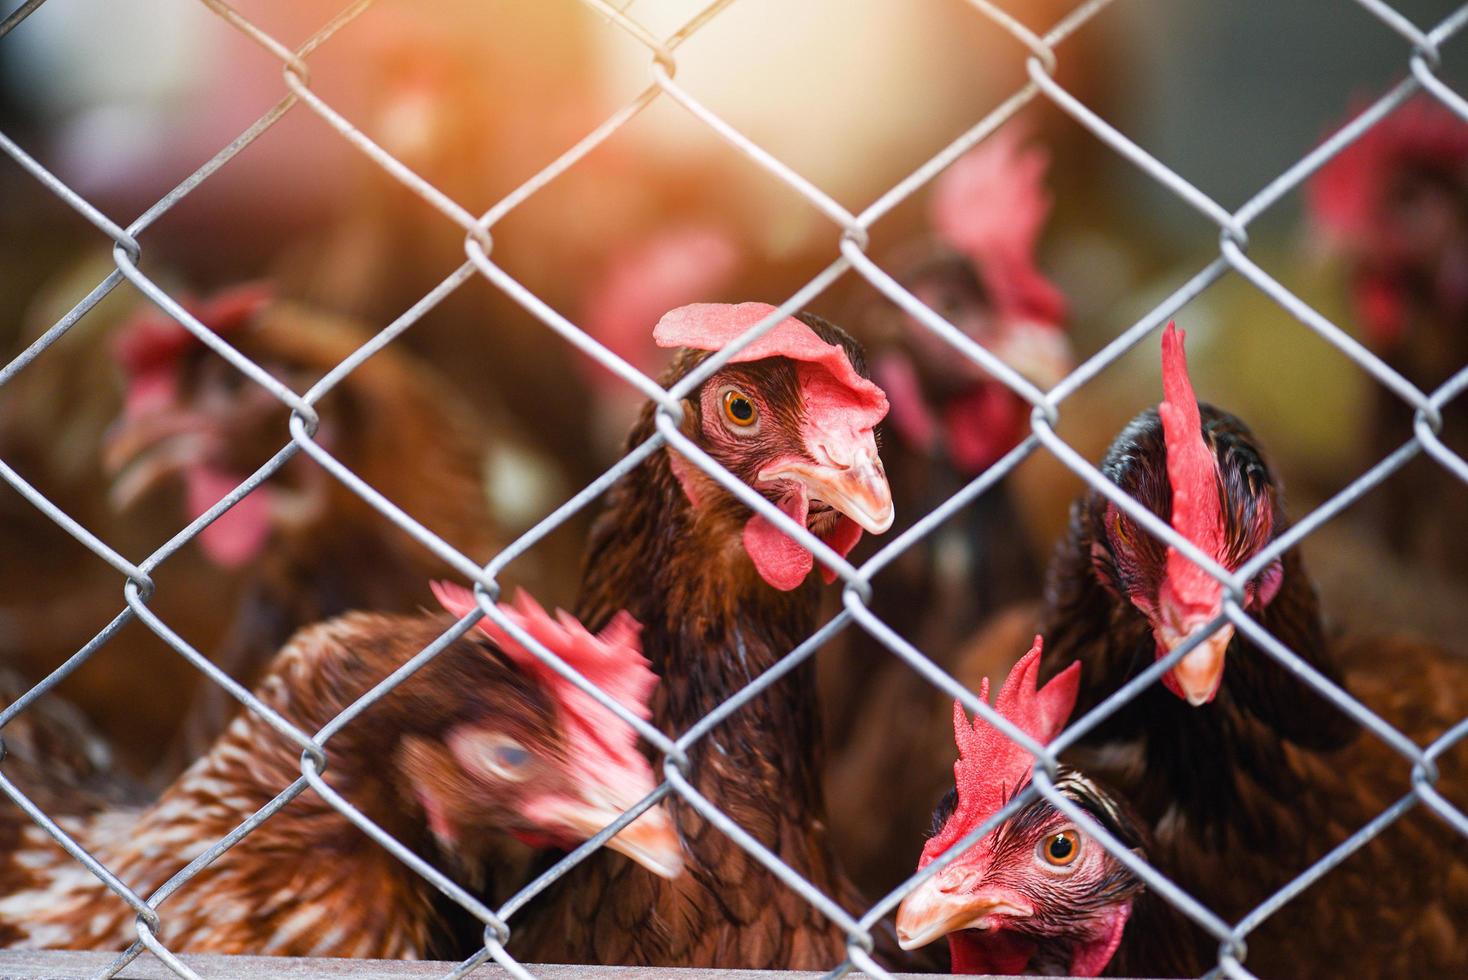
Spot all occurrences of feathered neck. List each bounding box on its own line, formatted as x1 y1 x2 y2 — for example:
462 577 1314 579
578 401 819 690
575 400 834 866
156 617 458 858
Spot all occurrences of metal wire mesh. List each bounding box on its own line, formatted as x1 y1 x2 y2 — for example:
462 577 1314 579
1 0 1466 978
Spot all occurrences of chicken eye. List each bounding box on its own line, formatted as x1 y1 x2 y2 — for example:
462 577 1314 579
1039 829 1081 868
721 389 758 429
478 737 532 782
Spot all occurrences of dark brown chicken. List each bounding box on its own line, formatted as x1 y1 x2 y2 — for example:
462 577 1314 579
104 285 508 769
1308 97 1468 583
1039 323 1468 976
511 302 895 969
0 589 681 956
894 638 1198 978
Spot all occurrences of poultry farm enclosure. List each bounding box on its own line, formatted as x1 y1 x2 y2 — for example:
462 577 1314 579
2 0 1468 978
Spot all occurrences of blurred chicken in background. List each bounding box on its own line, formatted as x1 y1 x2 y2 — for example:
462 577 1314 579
866 126 1071 617
0 258 238 776
1307 96 1468 587
824 128 1073 898
100 283 563 777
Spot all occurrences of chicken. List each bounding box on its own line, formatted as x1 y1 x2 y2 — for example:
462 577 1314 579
873 128 1071 477
0 668 141 817
826 129 1072 896
894 638 1198 978
866 126 1072 638
0 259 236 773
0 588 682 956
103 285 508 770
1308 97 1468 583
510 302 895 968
1038 322 1468 976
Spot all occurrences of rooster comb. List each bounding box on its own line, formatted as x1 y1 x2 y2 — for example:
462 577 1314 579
431 583 654 778
929 126 1067 324
1156 322 1228 620
113 282 273 377
924 637 1081 862
653 302 888 425
1309 96 1468 246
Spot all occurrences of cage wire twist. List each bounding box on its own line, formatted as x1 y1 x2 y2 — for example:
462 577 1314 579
0 0 1466 977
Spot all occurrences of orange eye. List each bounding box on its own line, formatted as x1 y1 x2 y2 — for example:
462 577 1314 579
722 389 758 428
1040 829 1081 867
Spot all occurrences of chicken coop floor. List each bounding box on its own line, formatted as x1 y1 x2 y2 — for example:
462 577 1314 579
0 952 1004 980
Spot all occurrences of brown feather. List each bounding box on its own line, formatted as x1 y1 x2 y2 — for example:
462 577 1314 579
0 613 583 957
1040 403 1468 976
511 321 892 969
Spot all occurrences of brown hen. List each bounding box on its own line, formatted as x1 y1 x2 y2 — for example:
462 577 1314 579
895 638 1199 978
104 286 516 771
1308 97 1468 585
0 592 680 956
511 303 896 969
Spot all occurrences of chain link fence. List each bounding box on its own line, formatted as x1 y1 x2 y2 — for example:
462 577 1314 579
1 0 1467 977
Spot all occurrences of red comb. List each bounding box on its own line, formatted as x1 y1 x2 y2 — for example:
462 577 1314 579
654 303 891 591
653 302 888 423
1156 323 1226 622
929 127 1067 325
1309 96 1468 246
113 283 273 377
431 583 655 782
923 636 1081 864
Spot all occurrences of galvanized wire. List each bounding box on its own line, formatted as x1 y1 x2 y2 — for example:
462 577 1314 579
0 1 1465 978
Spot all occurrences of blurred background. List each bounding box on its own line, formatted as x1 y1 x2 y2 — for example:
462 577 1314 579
3 0 1467 895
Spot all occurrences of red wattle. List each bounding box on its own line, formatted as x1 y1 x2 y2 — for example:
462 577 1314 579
948 928 1036 975
818 516 864 585
1069 902 1132 977
742 491 813 591
185 467 273 569
1356 274 1407 350
943 383 1025 476
123 369 178 417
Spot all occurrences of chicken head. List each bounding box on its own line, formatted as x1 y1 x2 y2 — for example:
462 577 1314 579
653 302 894 591
1086 323 1284 705
895 638 1145 977
419 583 682 879
104 284 327 568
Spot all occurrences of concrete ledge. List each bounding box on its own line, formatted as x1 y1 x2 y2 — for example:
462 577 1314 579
0 951 964 980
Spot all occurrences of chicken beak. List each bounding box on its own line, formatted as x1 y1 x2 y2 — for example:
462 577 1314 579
606 803 684 880
895 875 1034 950
559 798 684 880
102 411 208 511
992 317 1072 390
1163 624 1233 706
758 443 894 534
